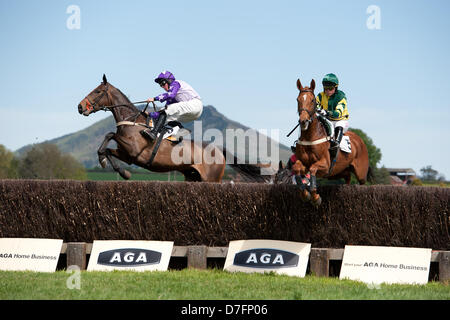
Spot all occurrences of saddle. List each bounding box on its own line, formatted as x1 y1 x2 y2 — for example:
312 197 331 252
146 119 189 144
317 114 351 153
317 114 333 137
146 120 190 166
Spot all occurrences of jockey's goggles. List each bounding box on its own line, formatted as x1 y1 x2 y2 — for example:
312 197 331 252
158 80 168 87
324 85 336 90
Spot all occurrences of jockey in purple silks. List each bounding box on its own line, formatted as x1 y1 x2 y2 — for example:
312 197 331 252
141 71 203 141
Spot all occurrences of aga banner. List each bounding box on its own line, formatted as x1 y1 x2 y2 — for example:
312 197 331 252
224 239 311 277
87 240 173 271
0 238 63 272
339 245 432 285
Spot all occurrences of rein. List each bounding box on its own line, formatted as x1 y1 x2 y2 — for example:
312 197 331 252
287 89 316 137
86 85 162 125
103 100 151 110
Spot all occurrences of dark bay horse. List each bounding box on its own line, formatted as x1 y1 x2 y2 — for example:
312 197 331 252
77 75 268 183
292 78 370 206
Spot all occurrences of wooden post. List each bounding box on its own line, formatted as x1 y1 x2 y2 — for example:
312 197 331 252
66 242 87 270
187 245 207 269
309 248 329 277
439 251 450 283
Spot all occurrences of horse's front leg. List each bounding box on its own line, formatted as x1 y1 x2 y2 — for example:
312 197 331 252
309 160 329 207
294 174 311 202
97 133 132 180
98 132 115 168
292 160 311 202
105 148 132 180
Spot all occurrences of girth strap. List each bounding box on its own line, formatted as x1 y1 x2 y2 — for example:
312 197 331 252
297 136 331 146
147 128 167 167
116 121 150 129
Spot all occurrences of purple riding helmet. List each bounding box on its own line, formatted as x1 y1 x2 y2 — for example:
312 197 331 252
154 71 176 85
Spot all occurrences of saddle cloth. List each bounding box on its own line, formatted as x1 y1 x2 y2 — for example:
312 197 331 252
340 136 351 153
152 120 190 143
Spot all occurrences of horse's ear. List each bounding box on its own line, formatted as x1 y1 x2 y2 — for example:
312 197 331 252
103 74 107 84
296 79 303 91
278 160 284 171
310 79 315 92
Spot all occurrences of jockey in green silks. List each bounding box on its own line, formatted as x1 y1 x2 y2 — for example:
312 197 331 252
316 73 349 161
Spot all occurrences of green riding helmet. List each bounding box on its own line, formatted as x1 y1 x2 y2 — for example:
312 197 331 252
322 73 339 87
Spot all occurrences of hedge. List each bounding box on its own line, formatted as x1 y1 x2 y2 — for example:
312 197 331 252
0 180 448 249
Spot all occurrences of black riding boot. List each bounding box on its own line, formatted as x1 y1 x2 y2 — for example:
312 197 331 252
141 111 167 141
329 126 344 160
334 126 344 146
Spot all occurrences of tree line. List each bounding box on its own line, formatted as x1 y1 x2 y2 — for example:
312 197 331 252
0 143 86 180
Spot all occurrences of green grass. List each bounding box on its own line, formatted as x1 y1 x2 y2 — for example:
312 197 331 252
86 170 184 181
0 269 448 300
86 168 236 182
422 182 450 188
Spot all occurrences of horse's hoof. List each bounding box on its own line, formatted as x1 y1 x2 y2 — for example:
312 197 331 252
99 156 107 168
312 194 322 207
119 169 131 180
300 190 311 202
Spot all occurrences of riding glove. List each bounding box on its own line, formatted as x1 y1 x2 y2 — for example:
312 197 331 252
149 111 160 119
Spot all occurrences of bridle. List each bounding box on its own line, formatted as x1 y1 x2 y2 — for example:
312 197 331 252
297 89 317 120
82 84 112 113
81 84 161 123
82 84 149 113
295 89 332 146
286 89 318 138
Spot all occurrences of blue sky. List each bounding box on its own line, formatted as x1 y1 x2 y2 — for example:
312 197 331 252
1 0 450 179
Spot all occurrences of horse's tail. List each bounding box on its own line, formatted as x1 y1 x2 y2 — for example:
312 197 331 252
367 166 375 183
221 148 272 183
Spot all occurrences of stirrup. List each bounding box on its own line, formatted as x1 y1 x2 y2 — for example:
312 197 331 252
141 129 157 141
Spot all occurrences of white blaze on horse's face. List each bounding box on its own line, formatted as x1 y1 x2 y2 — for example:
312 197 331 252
297 93 313 131
301 95 309 131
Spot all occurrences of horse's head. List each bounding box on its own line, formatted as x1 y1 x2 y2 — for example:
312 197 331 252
296 78 316 131
78 74 111 116
273 160 293 184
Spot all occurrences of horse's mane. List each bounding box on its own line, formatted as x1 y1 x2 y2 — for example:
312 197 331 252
113 86 139 112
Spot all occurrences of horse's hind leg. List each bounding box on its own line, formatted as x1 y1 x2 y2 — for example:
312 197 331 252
342 169 352 185
182 167 202 181
196 163 226 182
351 162 367 185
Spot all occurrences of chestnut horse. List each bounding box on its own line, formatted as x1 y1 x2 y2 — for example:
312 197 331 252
293 78 370 206
77 75 268 182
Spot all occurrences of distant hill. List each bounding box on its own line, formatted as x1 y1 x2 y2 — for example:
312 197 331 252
16 105 292 169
